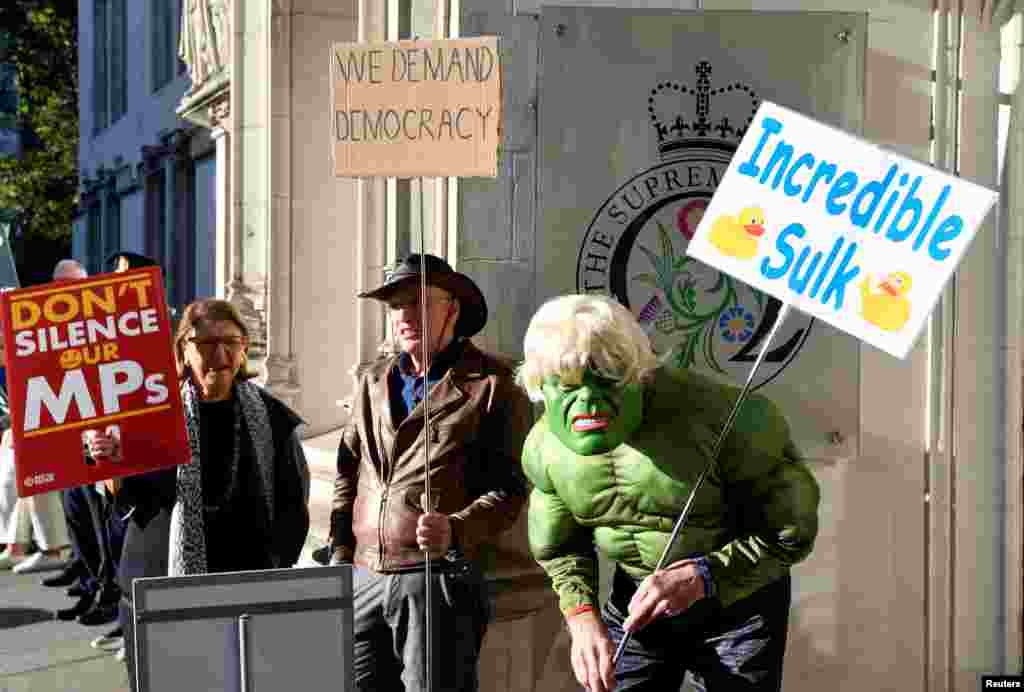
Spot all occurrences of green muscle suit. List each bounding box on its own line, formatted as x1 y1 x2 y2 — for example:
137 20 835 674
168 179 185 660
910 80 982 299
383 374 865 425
523 365 820 616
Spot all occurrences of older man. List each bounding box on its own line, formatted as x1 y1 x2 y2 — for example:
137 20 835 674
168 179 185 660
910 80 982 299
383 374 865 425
42 259 126 631
330 254 531 692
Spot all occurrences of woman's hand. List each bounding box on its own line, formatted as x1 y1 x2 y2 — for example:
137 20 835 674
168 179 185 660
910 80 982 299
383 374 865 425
566 609 616 692
84 428 122 464
622 559 706 633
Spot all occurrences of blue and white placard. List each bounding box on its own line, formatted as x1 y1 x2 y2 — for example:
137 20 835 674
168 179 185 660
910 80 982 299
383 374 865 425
686 101 998 359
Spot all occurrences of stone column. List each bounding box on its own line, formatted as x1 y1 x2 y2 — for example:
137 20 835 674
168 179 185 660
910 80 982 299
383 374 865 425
211 122 229 299
220 0 265 358
351 0 389 379
262 0 300 409
161 135 179 304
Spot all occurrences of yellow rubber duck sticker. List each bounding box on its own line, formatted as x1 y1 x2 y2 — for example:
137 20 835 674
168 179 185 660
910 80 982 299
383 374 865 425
709 206 766 260
860 271 912 332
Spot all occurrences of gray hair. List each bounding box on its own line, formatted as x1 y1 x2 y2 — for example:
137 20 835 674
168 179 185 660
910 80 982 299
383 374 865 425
52 259 87 281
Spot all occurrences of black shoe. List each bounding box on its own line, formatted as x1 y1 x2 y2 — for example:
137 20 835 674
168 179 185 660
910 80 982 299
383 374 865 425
312 545 331 566
77 600 119 626
55 594 95 621
66 583 89 598
41 562 83 588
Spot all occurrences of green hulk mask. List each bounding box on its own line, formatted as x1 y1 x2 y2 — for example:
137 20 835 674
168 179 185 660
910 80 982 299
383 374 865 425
541 369 644 455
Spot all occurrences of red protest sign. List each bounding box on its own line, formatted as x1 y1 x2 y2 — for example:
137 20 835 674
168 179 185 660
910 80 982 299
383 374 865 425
0 267 190 497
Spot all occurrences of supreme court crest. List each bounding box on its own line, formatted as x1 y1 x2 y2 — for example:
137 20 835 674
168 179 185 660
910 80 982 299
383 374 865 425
576 61 813 388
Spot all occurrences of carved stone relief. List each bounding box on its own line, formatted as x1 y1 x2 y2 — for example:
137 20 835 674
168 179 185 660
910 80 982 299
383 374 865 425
179 0 231 94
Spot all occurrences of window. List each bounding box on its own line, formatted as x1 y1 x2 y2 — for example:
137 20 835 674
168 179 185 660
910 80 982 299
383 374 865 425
103 191 121 265
152 0 182 91
144 167 166 269
93 0 127 133
86 203 103 275
192 154 216 299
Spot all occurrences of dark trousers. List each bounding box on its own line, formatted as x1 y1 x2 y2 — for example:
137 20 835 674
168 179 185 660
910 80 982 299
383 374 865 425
603 567 791 692
352 563 490 692
60 490 81 564
118 509 171 692
63 485 125 598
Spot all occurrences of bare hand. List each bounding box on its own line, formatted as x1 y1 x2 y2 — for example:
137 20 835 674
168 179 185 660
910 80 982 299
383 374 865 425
415 512 452 557
567 610 616 692
103 477 123 496
85 429 122 464
622 559 705 633
1 429 11 449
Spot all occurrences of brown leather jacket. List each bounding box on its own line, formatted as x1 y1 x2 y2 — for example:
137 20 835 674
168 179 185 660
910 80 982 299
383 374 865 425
330 341 531 572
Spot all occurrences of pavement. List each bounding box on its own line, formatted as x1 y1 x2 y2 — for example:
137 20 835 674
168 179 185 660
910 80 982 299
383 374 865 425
0 442 336 692
0 563 130 692
0 532 328 692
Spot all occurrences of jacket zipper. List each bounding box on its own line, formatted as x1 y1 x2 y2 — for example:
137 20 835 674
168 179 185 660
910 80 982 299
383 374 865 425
378 485 388 567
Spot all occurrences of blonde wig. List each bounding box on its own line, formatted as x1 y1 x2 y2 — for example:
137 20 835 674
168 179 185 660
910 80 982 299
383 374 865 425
518 294 658 401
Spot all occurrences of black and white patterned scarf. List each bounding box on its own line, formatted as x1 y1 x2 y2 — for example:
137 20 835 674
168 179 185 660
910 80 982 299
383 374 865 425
168 378 276 576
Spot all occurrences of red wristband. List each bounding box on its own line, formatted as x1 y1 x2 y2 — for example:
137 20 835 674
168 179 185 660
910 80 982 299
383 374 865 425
565 605 595 618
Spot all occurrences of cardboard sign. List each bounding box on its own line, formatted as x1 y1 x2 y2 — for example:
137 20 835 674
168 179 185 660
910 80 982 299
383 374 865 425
686 102 998 359
332 37 501 178
1 267 189 497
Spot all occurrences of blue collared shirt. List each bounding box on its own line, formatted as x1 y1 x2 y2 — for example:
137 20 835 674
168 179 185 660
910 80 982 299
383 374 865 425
388 339 467 425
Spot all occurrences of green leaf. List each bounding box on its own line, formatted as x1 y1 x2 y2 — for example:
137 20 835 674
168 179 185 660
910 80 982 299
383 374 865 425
656 221 674 260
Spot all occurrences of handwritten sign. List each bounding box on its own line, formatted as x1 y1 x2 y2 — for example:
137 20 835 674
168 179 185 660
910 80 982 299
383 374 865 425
1 267 189 497
686 102 998 359
332 37 502 178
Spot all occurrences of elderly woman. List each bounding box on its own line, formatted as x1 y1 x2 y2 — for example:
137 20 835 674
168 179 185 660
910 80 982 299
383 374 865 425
90 298 311 575
87 299 310 681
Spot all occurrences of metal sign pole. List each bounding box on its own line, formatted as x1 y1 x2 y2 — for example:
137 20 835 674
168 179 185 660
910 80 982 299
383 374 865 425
612 301 793 666
238 614 251 692
417 175 435 692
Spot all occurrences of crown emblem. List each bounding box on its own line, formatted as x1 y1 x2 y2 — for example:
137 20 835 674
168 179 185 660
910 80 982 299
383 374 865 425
648 61 760 159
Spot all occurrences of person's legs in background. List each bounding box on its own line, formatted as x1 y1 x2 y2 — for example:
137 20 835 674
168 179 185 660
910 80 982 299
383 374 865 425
42 489 89 587
75 490 123 626
0 497 33 569
55 485 105 621
87 502 128 644
12 491 70 574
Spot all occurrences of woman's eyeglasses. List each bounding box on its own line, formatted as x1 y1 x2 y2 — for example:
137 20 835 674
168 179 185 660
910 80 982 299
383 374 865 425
187 337 247 355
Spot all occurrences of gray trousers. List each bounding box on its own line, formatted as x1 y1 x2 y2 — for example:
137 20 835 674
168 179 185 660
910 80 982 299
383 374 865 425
352 563 490 692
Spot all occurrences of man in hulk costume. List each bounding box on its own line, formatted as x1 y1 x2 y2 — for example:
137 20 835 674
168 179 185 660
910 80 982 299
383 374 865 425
519 294 820 692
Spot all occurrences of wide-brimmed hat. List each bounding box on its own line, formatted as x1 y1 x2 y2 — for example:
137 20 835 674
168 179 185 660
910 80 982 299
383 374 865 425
106 252 159 270
358 254 487 338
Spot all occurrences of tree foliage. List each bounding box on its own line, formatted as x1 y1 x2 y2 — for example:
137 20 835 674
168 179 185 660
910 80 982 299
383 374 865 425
0 1 78 242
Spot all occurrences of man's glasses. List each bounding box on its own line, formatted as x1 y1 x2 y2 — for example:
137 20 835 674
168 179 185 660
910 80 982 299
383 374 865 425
187 337 247 355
